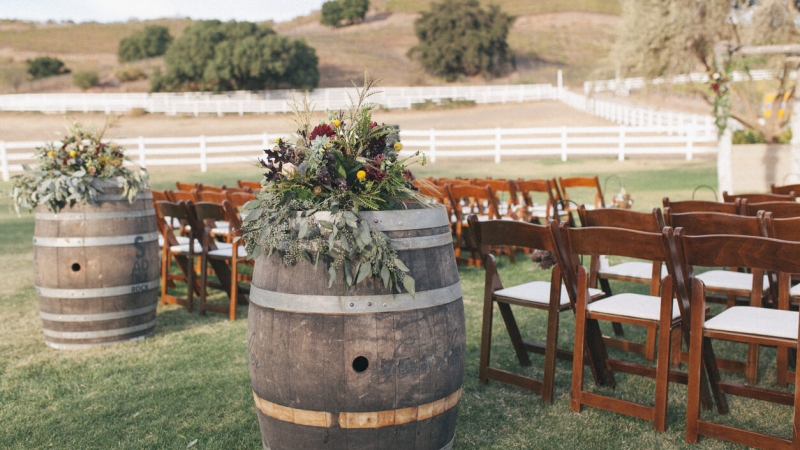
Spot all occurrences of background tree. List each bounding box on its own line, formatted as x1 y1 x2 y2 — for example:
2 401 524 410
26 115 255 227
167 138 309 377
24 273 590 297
26 56 69 80
611 0 800 142
321 0 369 27
150 20 319 92
118 25 173 62
408 0 515 82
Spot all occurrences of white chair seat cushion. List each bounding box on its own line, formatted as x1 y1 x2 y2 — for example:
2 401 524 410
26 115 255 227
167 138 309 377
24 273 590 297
210 227 230 236
791 283 800 297
587 293 680 321
494 281 603 306
207 246 248 259
599 262 667 280
705 306 798 341
169 241 232 254
696 270 768 291
159 235 190 247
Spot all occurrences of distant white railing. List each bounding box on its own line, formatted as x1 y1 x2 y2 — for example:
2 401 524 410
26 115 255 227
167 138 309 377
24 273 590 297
0 125 716 181
0 84 559 115
559 89 717 138
584 69 797 94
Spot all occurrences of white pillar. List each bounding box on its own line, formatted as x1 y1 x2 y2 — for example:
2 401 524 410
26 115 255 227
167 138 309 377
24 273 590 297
791 99 800 180
717 127 734 199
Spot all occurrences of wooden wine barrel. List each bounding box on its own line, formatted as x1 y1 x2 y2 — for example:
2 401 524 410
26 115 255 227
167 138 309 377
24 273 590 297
248 205 465 450
33 180 160 349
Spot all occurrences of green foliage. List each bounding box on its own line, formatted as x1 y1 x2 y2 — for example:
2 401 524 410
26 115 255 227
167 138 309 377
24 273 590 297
25 56 69 80
10 119 149 214
321 0 370 27
114 65 147 82
71 69 100 89
117 25 173 62
733 127 793 144
150 20 319 92
408 0 515 81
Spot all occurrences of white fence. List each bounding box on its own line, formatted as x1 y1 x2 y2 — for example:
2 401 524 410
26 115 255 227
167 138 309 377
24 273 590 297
585 69 797 94
0 84 559 115
0 126 716 181
560 89 717 138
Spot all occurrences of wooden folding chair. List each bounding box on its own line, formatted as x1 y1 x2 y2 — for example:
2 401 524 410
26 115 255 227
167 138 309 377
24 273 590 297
673 230 800 448
664 210 769 384
557 176 605 226
762 214 800 387
185 200 249 321
512 179 565 223
554 222 710 432
175 181 200 192
740 199 800 218
662 197 740 214
155 201 199 312
446 183 504 266
197 184 225 193
472 178 518 218
237 180 262 191
722 191 795 203
469 215 606 403
197 190 228 204
226 190 256 209
578 206 667 361
165 189 198 203
771 182 800 196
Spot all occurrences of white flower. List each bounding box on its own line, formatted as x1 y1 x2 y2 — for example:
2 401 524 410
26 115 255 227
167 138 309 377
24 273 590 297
712 72 721 81
281 163 297 177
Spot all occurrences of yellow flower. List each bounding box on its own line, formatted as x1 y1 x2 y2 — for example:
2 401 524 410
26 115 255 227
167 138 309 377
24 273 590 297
47 151 54 157
313 186 322 196
333 119 341 127
356 170 366 180
69 150 76 157
393 142 403 151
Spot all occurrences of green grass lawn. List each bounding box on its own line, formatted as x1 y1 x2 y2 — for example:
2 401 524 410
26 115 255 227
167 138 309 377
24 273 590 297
0 158 785 449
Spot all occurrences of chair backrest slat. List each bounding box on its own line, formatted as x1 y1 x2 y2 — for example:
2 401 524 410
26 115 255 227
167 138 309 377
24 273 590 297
468 215 553 251
741 199 800 218
722 191 795 203
662 197 739 214
578 206 664 232
675 231 800 277
664 210 761 236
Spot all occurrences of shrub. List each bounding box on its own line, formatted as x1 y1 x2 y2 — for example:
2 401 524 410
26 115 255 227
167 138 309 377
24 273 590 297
321 0 369 27
26 56 70 80
408 0 515 81
118 25 173 62
72 70 100 90
115 65 147 82
151 20 319 92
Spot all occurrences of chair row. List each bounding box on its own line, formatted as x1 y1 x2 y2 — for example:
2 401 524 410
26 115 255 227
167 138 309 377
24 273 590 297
471 208 800 448
153 199 250 321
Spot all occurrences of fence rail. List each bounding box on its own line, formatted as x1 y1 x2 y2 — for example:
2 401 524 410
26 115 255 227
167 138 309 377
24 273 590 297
585 69 797 94
0 84 559 115
0 125 716 181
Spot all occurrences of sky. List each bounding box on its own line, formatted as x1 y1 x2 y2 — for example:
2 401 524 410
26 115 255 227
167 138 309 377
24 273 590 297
0 0 328 24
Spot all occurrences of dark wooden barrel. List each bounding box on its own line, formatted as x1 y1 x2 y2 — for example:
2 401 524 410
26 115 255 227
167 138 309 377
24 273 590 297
248 205 465 450
33 180 160 350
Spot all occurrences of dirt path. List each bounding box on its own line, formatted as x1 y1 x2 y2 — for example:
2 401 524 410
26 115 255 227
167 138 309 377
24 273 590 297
0 100 615 142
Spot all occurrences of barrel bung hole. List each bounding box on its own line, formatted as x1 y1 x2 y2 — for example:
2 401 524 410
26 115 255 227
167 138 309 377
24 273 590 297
352 356 369 373
71 263 82 272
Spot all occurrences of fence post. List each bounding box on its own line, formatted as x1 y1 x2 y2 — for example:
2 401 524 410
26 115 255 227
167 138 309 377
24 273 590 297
494 128 502 164
561 126 568 162
0 140 8 181
137 136 146 168
429 129 436 163
200 135 207 172
618 127 626 161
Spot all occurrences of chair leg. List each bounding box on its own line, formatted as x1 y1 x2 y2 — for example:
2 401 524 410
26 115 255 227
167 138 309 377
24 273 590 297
571 296 587 413
229 258 238 321
686 286 707 444
746 343 759 384
670 327 683 368
653 301 673 432
160 246 170 306
199 254 208 316
792 344 800 447
497 302 532 367
542 287 561 404
645 326 657 361
777 346 790 387
479 297 495 384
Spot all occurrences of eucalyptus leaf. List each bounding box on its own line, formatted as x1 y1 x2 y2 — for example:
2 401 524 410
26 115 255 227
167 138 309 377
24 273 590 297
401 276 416 297
356 261 371 283
394 258 409 272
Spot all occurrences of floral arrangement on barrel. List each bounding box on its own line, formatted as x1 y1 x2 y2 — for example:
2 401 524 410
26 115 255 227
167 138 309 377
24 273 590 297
240 78 428 295
11 118 149 213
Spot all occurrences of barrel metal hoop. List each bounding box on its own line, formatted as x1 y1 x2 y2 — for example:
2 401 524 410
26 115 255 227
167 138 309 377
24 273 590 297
95 193 153 201
253 387 461 429
358 206 449 232
39 303 158 322
41 319 156 339
36 279 160 299
391 232 453 250
35 209 156 221
248 282 462 314
33 231 159 248
45 335 147 350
